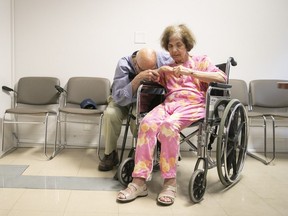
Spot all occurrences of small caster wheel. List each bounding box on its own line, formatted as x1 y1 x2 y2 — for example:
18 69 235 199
117 157 134 187
189 169 206 203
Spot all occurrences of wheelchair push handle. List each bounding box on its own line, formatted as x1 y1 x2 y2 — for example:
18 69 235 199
228 57 237 67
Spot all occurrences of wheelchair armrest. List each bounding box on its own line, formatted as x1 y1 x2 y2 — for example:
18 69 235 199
140 81 164 88
2 86 15 93
209 82 232 89
139 81 166 95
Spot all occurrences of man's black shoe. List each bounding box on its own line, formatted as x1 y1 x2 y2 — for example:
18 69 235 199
98 151 119 171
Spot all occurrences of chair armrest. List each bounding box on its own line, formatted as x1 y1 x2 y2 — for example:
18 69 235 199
2 86 15 93
55 85 67 93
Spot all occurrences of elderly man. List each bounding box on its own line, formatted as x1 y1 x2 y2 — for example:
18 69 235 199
98 48 172 171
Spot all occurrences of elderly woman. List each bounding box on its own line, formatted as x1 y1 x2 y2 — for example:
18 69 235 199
117 24 227 205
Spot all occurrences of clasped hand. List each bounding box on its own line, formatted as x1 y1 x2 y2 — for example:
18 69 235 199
173 65 193 77
158 65 194 77
139 69 160 82
139 65 194 82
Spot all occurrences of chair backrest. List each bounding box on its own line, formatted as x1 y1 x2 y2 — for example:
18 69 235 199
66 77 111 106
16 77 60 105
229 79 249 106
249 79 288 108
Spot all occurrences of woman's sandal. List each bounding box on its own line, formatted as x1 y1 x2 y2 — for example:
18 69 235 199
116 182 148 203
157 185 177 206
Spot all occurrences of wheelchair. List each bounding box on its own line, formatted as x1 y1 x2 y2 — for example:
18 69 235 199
117 57 248 203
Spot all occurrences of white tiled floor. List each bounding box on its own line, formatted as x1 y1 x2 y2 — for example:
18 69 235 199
0 147 287 216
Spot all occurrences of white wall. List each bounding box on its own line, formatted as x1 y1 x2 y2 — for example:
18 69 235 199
1 0 288 151
0 0 13 114
0 0 13 153
12 0 288 84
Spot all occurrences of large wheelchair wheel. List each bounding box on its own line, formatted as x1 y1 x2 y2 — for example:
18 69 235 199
117 157 134 187
216 99 248 186
189 169 207 203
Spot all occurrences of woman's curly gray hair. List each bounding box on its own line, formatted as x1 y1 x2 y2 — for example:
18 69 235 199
161 24 196 52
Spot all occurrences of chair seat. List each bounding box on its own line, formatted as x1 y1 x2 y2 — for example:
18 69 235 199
5 108 57 115
248 111 288 118
189 118 204 127
247 111 266 117
59 107 106 115
271 112 288 118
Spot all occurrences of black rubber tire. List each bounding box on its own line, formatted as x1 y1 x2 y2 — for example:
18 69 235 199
216 99 248 186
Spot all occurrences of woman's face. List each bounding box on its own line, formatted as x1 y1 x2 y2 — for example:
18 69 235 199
167 34 188 64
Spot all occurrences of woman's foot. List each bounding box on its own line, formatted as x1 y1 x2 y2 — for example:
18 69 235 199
157 178 177 206
116 178 147 203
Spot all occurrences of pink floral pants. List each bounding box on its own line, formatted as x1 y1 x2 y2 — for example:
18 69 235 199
132 98 205 180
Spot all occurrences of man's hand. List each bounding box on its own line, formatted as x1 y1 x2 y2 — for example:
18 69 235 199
137 69 159 82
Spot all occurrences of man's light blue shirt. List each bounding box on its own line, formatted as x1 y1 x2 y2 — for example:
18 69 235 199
111 51 172 106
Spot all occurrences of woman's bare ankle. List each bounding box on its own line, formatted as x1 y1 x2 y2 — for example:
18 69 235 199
163 178 176 187
132 177 146 186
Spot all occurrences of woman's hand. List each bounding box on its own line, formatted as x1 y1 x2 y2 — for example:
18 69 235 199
173 65 194 77
158 65 174 73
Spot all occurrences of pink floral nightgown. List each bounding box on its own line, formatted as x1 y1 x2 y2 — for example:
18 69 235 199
132 55 227 180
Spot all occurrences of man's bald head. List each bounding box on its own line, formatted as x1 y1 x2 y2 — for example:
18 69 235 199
135 48 157 71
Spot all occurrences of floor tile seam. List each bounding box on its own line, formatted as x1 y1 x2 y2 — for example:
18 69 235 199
75 151 88 176
62 190 73 215
8 187 27 213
